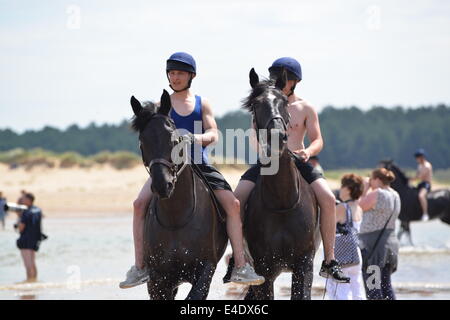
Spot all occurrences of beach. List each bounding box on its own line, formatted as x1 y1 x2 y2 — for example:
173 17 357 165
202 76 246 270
1 164 450 300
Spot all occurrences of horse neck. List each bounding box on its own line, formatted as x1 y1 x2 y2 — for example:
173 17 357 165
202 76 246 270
158 166 195 216
260 148 299 206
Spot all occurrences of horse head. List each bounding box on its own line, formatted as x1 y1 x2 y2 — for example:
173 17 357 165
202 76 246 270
131 90 182 199
379 159 409 189
243 68 290 157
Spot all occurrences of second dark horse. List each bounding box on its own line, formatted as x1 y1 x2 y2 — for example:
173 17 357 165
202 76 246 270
380 160 450 245
131 90 228 299
242 69 320 300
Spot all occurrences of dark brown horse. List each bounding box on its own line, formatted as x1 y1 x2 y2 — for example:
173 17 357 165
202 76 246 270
130 90 228 300
380 160 450 245
242 69 320 300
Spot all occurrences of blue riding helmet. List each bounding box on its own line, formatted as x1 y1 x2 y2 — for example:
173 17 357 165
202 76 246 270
414 148 426 157
268 57 302 81
166 52 197 74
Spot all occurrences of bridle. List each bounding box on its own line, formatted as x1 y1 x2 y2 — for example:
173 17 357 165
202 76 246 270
251 86 290 148
139 114 188 185
251 86 301 213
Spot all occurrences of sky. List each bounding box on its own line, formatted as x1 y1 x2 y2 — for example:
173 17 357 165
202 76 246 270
0 0 449 132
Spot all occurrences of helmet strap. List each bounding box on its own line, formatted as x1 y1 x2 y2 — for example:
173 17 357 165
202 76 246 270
167 73 193 93
288 82 297 97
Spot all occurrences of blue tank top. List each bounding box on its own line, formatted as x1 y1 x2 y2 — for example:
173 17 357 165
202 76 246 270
170 95 209 164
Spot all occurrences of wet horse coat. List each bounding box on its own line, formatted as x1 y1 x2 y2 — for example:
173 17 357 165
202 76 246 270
243 69 321 300
131 90 228 300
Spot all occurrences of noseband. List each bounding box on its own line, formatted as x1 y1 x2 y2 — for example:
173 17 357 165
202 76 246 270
139 114 188 184
251 88 290 140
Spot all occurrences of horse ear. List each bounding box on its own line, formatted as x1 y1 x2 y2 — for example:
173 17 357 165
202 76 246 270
158 89 172 116
130 96 143 116
275 68 287 91
249 68 259 88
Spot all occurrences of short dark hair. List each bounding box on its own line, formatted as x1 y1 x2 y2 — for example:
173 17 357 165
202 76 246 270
341 173 364 200
24 193 35 203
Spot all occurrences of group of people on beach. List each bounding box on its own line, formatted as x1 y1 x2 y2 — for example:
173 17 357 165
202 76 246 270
2 51 434 300
118 51 435 300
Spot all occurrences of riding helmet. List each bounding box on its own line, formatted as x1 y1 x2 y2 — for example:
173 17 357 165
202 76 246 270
268 57 302 81
414 148 426 157
166 52 197 74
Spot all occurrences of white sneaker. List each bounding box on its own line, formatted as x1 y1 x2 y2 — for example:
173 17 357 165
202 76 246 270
421 213 430 221
119 265 149 289
230 263 265 285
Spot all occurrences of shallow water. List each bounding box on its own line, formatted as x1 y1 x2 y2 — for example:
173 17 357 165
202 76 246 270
0 215 449 300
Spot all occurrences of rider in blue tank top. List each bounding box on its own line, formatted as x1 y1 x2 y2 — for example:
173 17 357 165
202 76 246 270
120 52 265 289
170 95 209 165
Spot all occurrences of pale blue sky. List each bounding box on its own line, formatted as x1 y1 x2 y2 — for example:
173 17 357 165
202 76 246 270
1 0 449 132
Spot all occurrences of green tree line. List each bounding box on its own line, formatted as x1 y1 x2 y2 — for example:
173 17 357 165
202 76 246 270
0 105 449 169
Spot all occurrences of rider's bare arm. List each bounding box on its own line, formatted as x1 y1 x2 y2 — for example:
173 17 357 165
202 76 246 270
297 103 323 161
198 98 219 147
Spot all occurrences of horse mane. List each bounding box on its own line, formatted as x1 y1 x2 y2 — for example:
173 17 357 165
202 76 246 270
391 163 409 185
241 78 276 112
131 101 159 133
380 159 408 185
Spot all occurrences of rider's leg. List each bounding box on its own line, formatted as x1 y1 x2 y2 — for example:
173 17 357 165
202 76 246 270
214 189 264 285
120 177 153 289
214 190 245 267
133 176 153 269
418 188 429 220
310 178 336 263
234 180 256 222
311 178 350 283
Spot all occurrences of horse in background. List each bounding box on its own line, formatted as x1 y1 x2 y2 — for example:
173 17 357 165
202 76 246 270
130 90 228 300
380 160 450 245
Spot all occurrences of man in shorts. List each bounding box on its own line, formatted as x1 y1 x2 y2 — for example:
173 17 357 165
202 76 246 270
234 57 350 283
412 148 433 221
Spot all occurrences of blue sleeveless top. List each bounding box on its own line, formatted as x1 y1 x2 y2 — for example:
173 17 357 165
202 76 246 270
170 95 209 164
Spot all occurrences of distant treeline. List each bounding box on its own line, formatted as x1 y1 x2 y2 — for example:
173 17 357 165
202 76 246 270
0 105 449 169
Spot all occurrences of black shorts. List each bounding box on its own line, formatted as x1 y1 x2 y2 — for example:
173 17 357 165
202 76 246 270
240 154 324 185
17 237 39 252
417 181 431 192
196 164 232 191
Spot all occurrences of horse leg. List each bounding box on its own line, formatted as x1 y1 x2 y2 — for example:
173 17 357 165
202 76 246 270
292 255 314 300
147 278 176 300
402 221 414 246
398 221 414 246
186 262 215 300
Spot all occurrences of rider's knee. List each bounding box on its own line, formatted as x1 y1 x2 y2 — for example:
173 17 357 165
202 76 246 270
319 190 336 208
133 197 148 216
226 198 241 216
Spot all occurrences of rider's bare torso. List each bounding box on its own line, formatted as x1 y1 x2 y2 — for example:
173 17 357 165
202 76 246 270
286 96 308 153
417 161 433 183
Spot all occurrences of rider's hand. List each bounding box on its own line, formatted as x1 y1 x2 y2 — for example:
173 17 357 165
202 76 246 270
295 149 311 162
181 133 195 144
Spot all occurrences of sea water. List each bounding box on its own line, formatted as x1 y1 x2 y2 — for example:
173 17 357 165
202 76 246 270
0 215 449 300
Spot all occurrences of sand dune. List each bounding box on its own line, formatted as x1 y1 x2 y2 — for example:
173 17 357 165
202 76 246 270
1 164 447 218
0 164 245 218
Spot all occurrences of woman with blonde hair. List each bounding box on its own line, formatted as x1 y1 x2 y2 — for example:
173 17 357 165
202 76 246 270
359 168 401 300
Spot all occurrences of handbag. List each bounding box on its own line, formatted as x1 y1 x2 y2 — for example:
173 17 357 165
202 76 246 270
335 203 361 267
